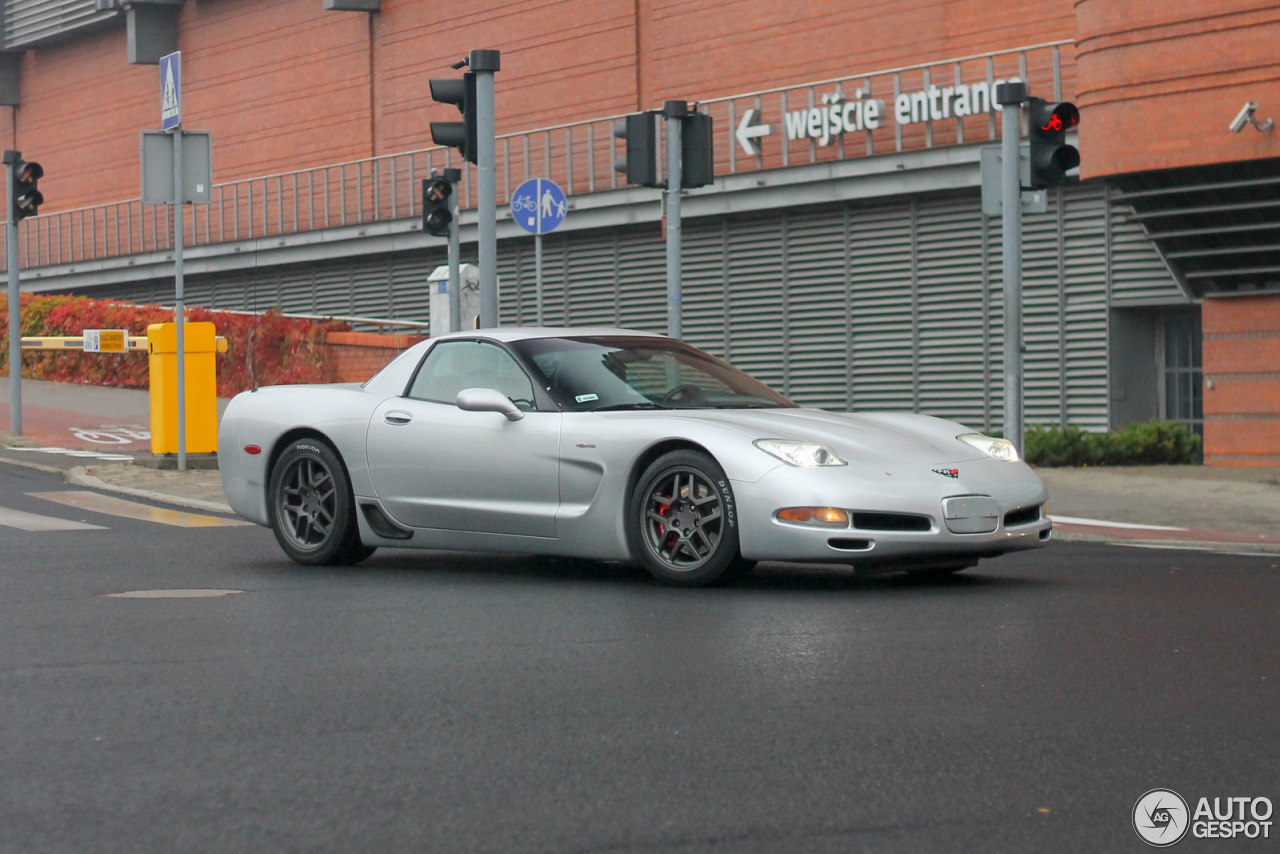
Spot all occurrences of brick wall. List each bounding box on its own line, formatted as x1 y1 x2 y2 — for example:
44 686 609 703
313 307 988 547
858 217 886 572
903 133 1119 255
1076 0 1280 178
11 0 1079 217
326 331 425 384
1202 294 1280 466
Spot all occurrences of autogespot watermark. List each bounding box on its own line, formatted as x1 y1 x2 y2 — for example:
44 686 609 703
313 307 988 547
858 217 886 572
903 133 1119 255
1132 788 1273 846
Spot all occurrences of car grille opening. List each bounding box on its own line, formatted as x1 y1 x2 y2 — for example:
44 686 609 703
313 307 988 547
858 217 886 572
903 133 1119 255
828 538 873 552
1003 505 1042 528
852 512 932 532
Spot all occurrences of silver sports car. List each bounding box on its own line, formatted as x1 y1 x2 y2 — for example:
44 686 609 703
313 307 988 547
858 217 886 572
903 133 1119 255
218 327 1051 586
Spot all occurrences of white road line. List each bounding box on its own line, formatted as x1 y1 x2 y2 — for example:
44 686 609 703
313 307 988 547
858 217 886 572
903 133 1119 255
30 491 252 528
1050 515 1187 531
0 505 107 532
5 446 135 462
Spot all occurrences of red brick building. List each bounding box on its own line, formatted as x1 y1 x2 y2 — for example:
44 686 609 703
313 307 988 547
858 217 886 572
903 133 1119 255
1 0 1277 463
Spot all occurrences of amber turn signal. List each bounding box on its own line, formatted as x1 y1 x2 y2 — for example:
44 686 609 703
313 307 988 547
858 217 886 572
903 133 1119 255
776 507 849 525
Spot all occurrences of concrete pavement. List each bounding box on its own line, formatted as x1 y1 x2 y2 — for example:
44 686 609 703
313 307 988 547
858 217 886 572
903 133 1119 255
3 375 1278 553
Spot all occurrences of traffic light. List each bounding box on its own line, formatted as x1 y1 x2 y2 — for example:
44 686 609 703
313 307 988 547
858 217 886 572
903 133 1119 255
613 111 657 187
681 111 714 189
422 174 454 237
1027 97 1079 188
11 158 43 219
430 72 477 164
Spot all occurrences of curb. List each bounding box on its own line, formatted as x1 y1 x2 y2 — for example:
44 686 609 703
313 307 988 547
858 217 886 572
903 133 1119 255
65 466 237 516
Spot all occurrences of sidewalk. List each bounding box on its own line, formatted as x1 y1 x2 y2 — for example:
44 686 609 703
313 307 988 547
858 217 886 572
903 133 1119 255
3 377 1279 553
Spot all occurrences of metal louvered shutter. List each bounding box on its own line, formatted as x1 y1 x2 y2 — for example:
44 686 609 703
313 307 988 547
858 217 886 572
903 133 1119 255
914 193 995 429
776 207 855 408
848 199 917 413
3 0 112 48
1107 196 1188 305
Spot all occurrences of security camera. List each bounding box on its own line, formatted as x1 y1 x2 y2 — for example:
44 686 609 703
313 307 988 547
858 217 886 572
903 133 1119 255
1229 102 1257 133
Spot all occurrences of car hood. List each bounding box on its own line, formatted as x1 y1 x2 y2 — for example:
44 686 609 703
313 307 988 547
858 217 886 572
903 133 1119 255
645 407 990 464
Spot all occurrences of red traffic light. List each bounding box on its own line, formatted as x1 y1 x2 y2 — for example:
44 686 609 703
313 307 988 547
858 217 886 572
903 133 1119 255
1037 102 1079 135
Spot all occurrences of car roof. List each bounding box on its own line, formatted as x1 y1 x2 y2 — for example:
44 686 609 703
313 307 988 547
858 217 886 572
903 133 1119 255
433 326 669 343
362 326 672 394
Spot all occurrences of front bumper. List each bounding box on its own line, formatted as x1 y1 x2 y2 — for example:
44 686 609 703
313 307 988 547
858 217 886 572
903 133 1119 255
732 457 1052 563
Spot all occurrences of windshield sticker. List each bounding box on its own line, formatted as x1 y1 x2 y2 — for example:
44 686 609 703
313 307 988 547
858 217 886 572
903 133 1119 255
575 393 600 403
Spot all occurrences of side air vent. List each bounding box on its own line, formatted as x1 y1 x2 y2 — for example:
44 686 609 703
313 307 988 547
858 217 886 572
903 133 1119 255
360 502 413 540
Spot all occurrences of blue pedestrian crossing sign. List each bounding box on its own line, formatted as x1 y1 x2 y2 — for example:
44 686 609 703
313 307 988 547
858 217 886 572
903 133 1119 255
511 178 566 235
160 51 181 131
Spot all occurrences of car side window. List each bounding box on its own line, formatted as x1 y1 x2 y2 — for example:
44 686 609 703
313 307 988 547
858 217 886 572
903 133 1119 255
407 341 536 410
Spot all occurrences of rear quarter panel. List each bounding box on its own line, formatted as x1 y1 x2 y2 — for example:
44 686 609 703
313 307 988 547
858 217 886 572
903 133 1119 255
218 383 388 525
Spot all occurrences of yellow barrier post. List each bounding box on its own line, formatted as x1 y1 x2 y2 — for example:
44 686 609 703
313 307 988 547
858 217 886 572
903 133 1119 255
146 321 222 456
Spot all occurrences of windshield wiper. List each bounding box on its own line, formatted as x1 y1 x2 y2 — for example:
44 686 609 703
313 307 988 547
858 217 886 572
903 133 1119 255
590 402 671 411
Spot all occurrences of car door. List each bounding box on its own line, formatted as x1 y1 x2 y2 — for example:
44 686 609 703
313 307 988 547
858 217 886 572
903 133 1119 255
365 339 561 538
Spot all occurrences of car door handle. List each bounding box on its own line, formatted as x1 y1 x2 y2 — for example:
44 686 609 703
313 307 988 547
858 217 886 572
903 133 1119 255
384 411 413 425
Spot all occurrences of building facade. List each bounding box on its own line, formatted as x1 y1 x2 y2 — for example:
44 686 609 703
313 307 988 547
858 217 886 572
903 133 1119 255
1 0 1277 463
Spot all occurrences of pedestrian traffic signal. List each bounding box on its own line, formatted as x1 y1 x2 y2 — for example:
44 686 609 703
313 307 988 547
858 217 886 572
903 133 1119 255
1027 98 1079 188
422 175 454 237
681 111 714 189
11 158 43 219
430 72 477 164
613 111 658 187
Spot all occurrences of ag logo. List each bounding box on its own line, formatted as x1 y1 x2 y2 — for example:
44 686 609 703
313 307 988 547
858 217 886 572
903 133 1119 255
932 467 959 479
1133 788 1190 847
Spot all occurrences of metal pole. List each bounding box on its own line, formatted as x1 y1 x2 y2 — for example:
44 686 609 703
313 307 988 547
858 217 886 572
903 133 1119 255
535 177 544 325
471 49 500 329
173 128 187 471
997 82 1027 455
446 168 461 333
535 233 544 326
664 100 686 340
4 152 21 434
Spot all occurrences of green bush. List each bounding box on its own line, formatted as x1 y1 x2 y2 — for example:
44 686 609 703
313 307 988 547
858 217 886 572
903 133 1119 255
1025 420 1201 467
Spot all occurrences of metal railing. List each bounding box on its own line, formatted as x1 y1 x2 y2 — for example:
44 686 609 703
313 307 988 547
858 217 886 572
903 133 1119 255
3 41 1073 271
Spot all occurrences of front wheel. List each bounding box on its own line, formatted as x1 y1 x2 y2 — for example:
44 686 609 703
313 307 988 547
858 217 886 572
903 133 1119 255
631 450 747 587
268 439 374 566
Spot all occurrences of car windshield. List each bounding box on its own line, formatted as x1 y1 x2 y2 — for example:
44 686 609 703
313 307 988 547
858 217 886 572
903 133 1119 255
511 335 796 412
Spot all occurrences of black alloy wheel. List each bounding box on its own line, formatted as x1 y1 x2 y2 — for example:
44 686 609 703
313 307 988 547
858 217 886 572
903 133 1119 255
631 449 748 586
268 439 374 566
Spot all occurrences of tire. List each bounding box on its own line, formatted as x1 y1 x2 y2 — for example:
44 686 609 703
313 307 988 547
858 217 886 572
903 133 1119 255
268 438 374 566
630 450 746 587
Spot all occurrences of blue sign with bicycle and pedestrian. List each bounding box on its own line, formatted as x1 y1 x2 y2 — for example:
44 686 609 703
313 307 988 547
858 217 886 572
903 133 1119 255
511 178 566 235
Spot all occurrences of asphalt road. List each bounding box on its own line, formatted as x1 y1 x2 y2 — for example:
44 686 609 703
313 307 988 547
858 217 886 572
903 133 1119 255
1 464 1277 853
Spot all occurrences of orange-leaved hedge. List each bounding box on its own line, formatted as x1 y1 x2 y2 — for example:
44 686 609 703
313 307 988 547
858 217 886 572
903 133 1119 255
0 294 351 397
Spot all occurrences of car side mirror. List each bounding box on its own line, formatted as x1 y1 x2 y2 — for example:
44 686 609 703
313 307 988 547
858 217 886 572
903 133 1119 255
456 387 525 421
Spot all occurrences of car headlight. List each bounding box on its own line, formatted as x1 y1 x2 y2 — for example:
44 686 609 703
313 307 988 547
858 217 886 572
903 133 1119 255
958 433 1020 461
753 439 847 467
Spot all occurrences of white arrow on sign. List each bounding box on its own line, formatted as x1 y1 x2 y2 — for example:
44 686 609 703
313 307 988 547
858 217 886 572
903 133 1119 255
735 108 772 157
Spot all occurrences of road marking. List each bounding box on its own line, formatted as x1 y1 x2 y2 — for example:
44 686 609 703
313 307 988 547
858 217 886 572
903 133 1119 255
5 445 136 462
1111 543 1279 559
105 589 244 599
0 505 108 531
30 491 252 528
1050 515 1186 531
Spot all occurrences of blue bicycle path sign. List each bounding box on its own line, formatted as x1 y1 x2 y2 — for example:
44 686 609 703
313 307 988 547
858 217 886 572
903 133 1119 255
511 178 566 235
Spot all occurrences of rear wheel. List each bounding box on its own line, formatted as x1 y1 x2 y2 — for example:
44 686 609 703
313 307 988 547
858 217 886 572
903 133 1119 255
631 450 747 587
268 439 374 566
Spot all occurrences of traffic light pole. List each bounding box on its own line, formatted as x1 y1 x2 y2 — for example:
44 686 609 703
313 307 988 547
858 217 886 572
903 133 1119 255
4 153 20 434
664 100 686 340
172 127 188 471
996 81 1027 455
446 169 462 333
471 49 500 329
